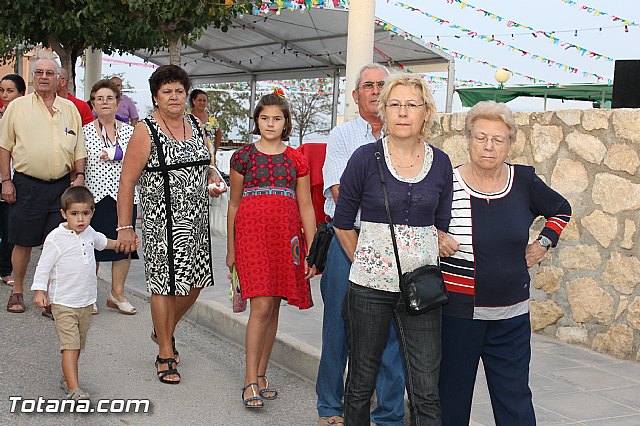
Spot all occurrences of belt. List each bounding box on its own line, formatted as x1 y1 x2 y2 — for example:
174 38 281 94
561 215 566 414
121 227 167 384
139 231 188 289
14 171 69 184
242 187 296 199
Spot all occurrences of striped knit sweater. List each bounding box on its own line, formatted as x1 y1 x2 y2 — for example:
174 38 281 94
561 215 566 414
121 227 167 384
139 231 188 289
440 164 571 320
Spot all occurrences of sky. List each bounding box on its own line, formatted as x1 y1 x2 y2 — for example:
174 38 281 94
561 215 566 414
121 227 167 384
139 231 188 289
75 0 639 130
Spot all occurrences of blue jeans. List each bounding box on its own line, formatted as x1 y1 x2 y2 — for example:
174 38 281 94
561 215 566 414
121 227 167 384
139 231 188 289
316 234 405 425
439 314 535 426
344 282 441 426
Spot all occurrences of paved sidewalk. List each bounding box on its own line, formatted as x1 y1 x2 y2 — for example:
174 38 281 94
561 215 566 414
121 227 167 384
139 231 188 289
118 235 640 426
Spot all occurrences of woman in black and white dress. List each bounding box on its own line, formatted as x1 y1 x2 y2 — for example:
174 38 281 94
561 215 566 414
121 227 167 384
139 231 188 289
116 65 222 385
84 79 138 315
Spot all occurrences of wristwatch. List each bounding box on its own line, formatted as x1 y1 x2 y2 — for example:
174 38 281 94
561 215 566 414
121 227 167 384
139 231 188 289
537 235 552 250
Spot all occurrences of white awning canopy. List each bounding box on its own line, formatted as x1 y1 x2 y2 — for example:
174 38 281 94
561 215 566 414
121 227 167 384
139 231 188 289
134 7 455 118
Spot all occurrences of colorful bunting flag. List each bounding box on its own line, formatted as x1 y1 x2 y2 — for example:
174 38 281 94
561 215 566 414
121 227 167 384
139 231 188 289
438 0 616 61
557 0 638 27
391 1 610 81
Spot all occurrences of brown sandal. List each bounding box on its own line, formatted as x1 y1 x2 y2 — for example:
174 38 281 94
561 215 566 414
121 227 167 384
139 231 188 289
318 416 344 425
7 293 25 313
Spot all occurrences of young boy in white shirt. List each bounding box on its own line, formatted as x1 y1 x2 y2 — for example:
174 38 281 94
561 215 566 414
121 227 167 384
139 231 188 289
32 186 136 400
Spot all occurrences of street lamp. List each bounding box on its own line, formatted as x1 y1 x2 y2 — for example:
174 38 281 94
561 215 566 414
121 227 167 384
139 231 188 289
494 68 510 89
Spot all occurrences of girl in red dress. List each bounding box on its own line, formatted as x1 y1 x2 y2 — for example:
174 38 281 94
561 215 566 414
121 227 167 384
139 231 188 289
227 90 316 408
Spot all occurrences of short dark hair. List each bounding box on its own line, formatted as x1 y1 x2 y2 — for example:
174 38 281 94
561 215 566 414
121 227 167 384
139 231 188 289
148 65 190 106
60 186 95 211
251 93 292 139
1 74 26 95
90 79 121 102
189 89 207 107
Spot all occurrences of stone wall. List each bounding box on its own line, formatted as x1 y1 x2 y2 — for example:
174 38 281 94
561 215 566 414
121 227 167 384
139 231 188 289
429 108 640 362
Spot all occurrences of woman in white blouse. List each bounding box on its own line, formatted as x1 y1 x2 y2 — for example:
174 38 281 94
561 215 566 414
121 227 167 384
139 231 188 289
83 79 138 315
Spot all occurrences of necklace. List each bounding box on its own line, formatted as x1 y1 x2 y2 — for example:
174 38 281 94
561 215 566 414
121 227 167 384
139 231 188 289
98 121 119 148
388 138 422 168
160 114 186 141
470 164 503 204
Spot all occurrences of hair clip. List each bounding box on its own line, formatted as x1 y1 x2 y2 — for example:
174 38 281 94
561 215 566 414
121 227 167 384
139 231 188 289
273 87 285 99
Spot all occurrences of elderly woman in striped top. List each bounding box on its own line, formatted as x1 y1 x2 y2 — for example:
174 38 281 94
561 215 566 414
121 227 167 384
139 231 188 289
437 100 571 426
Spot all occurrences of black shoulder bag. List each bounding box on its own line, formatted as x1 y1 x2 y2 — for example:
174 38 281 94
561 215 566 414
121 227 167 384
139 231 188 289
374 142 448 315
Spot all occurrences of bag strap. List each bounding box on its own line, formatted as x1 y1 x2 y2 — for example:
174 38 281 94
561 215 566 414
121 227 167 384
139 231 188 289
186 113 205 144
374 140 404 279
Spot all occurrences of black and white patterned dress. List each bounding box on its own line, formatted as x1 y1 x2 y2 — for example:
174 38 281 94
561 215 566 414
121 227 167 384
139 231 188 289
139 116 213 295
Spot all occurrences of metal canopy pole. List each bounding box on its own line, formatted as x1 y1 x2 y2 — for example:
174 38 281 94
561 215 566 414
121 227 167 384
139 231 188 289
331 68 340 129
247 75 257 143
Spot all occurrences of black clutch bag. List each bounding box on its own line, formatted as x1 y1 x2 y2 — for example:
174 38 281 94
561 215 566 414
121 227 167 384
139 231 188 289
306 222 335 273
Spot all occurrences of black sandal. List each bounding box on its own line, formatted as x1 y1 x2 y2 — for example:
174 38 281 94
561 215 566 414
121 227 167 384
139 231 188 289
241 383 263 408
151 327 180 364
155 356 180 384
257 375 278 400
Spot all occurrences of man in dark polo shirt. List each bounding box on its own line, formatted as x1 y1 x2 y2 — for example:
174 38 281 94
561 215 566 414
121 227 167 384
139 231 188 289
0 58 86 314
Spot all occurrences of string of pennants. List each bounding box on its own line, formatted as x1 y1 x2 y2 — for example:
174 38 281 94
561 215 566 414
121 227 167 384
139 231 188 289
106 0 632 89
439 0 616 61
200 75 490 96
390 1 610 82
557 0 638 27
253 0 348 14
374 19 557 85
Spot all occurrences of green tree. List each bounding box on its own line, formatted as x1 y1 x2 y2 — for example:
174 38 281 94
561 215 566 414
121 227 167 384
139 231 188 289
288 92 332 145
0 1 158 92
123 0 257 65
204 89 250 139
0 0 257 92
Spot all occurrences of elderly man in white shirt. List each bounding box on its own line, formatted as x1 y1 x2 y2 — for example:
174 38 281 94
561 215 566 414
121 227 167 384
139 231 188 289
316 64 406 426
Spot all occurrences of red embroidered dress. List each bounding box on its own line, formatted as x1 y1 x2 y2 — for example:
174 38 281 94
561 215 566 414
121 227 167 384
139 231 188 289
230 144 313 309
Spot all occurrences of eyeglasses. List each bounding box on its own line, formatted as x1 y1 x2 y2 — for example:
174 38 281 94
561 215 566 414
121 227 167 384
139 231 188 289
33 69 57 77
93 96 116 103
471 134 509 146
360 81 385 91
386 102 425 112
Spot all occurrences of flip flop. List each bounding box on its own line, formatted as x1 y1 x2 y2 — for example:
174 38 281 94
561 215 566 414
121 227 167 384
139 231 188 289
7 293 25 313
1 277 14 286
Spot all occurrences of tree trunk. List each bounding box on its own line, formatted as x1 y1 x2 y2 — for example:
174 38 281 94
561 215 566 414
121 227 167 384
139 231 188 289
48 36 84 95
69 46 82 96
168 36 180 65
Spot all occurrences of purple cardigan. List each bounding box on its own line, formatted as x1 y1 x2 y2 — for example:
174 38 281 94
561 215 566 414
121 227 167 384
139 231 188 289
333 140 453 231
